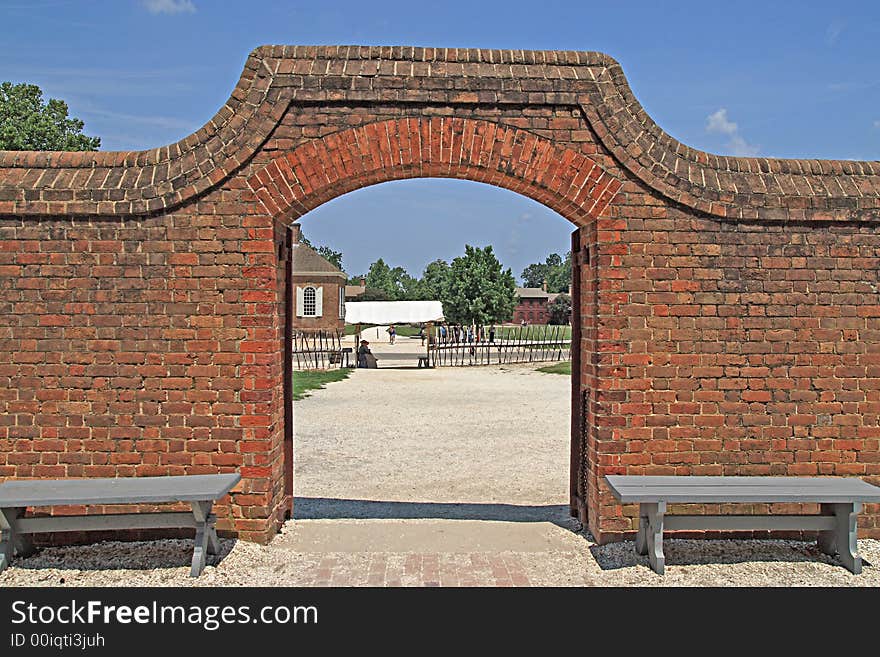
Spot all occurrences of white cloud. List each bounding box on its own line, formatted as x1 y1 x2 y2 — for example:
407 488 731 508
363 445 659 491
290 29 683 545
706 108 760 157
143 0 196 14
874 120 880 129
706 108 738 136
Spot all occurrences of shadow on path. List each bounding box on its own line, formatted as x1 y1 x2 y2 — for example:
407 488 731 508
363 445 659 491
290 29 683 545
294 497 577 528
588 537 866 571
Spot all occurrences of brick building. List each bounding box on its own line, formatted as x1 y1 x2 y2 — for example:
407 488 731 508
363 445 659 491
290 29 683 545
290 225 345 333
513 282 562 324
1 45 879 544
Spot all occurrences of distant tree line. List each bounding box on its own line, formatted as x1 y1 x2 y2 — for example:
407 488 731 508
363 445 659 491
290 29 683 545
350 247 517 325
303 231 573 325
520 251 571 293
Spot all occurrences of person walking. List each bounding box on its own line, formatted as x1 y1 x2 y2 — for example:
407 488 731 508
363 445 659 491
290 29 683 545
386 325 396 345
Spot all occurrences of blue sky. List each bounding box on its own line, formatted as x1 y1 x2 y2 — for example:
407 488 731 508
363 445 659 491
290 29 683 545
2 0 879 279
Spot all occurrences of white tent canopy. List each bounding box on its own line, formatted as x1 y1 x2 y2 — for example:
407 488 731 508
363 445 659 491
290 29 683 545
344 301 444 325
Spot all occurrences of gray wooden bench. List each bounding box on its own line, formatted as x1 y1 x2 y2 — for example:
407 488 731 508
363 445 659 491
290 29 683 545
605 475 880 575
0 473 240 577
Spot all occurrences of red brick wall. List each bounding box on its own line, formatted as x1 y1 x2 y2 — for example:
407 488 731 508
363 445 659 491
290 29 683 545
595 195 880 539
0 190 283 542
1 45 879 544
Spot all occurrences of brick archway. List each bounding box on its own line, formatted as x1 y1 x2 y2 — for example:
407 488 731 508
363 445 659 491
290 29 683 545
246 117 621 225
245 116 620 538
2 45 879 545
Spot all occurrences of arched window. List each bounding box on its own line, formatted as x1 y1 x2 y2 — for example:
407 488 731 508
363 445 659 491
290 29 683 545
303 286 317 316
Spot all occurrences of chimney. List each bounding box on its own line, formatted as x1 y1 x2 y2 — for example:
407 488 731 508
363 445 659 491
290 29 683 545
360 277 366 287
290 223 302 244
542 278 548 293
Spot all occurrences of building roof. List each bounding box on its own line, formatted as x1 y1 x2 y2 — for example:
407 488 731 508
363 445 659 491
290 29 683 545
291 242 346 279
345 284 366 298
516 287 552 299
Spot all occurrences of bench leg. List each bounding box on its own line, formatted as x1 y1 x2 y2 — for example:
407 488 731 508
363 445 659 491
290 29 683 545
10 509 34 559
0 508 17 574
643 502 666 575
819 502 862 574
635 505 649 556
0 507 32 572
190 501 219 577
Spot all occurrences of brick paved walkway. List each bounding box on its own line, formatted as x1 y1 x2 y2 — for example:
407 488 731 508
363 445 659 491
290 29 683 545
309 553 533 587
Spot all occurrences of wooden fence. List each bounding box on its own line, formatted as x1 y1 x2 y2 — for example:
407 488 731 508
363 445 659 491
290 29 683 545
428 324 570 367
291 330 351 370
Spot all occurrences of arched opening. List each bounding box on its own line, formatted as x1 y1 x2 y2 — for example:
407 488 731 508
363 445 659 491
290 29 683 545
247 116 621 542
290 178 582 557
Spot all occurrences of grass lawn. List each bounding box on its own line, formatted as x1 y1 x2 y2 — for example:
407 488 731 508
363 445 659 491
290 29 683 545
293 368 352 400
536 361 571 375
495 325 572 340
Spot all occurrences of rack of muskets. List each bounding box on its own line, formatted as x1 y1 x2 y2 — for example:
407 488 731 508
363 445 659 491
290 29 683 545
291 329 349 370
428 324 571 367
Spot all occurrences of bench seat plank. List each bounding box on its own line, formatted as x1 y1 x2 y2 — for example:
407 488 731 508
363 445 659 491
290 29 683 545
606 475 880 504
0 474 240 507
605 475 880 576
0 474 240 577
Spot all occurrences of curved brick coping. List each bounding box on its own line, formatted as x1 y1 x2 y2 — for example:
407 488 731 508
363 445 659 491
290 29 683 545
0 44 878 221
583 65 880 222
246 117 621 223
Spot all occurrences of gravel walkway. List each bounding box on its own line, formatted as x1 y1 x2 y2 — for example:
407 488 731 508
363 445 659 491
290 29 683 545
2 361 878 587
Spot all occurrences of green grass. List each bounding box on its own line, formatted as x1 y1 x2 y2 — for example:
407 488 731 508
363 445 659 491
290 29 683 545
293 368 352 400
495 325 572 340
536 361 571 375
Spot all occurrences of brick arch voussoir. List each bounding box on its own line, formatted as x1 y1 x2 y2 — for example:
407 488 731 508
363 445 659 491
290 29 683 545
247 118 622 227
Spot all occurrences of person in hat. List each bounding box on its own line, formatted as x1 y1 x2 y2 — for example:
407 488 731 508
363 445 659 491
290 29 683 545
357 339 377 368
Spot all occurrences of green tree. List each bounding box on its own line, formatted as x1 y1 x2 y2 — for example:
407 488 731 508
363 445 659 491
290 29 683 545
299 234 343 271
359 287 393 301
521 251 571 293
444 245 516 324
406 259 450 301
0 82 100 151
364 258 414 300
548 293 572 325
520 261 550 289
548 251 572 294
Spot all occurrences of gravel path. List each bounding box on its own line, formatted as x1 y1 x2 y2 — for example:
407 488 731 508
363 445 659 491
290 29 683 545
2 362 878 587
294 360 570 505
